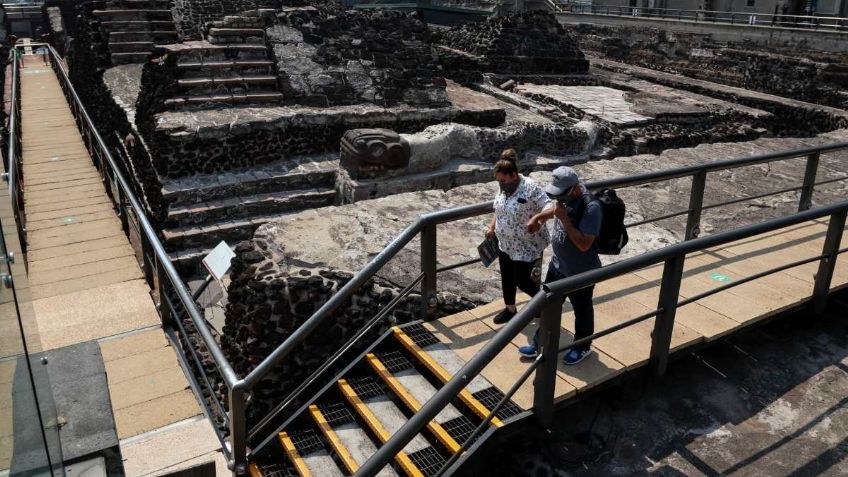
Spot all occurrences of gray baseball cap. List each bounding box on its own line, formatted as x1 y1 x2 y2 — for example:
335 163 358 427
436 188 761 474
545 166 581 197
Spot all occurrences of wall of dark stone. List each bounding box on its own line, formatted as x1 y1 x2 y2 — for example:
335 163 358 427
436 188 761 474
221 227 474 427
575 23 848 110
172 0 279 40
270 7 449 108
438 11 589 75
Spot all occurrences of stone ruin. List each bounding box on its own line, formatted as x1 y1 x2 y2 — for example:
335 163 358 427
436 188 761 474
221 224 474 424
575 23 848 111
41 0 848 429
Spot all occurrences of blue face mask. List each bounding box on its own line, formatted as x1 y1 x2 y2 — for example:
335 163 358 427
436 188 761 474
499 179 519 194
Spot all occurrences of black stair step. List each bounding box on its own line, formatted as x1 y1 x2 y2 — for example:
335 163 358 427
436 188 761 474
176 75 277 88
407 447 447 477
471 387 524 420
249 462 298 477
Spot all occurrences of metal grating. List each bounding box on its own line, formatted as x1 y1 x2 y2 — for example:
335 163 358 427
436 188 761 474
407 447 447 477
376 350 414 374
472 387 523 419
257 463 297 477
441 415 479 446
319 402 357 427
348 375 386 401
403 323 440 348
288 428 326 456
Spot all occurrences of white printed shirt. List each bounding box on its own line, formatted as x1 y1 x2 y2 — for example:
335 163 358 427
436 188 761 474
494 176 551 262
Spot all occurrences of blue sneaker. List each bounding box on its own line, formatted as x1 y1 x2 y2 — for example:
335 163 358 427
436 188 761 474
563 348 592 365
518 343 538 358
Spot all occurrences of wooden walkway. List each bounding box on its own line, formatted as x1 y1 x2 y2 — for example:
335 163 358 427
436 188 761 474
426 219 848 410
17 54 226 475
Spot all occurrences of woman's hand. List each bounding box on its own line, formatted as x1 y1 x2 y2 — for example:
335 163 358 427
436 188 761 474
526 216 542 234
486 224 496 239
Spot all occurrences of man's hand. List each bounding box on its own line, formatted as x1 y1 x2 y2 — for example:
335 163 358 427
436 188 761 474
554 202 569 223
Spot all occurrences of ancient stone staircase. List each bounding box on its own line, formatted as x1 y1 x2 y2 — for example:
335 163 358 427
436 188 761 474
162 10 283 108
93 0 178 65
248 324 521 477
161 154 338 271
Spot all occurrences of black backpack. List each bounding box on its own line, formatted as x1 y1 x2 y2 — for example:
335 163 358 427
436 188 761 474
574 188 629 255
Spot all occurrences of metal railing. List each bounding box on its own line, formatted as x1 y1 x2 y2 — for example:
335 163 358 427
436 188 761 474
8 43 848 477
355 198 848 477
555 3 848 31
4 48 26 264
4 43 238 466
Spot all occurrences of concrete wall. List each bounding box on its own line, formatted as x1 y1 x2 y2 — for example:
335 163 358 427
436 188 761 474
557 13 848 52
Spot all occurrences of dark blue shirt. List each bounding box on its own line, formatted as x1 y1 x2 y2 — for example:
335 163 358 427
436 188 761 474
550 194 603 277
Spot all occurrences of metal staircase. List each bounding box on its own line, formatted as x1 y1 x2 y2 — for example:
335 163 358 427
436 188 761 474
248 324 522 477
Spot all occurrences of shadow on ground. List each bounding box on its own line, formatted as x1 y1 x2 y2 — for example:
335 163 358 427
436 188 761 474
490 289 848 477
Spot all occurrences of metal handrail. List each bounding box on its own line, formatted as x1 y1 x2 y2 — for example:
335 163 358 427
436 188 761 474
245 141 848 388
5 48 26 262
9 44 240 466
12 43 848 476
555 3 848 30
355 200 848 477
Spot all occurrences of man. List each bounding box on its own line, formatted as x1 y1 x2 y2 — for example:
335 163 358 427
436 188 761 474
519 166 602 365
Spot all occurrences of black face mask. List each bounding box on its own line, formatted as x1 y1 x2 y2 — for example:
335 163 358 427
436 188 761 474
499 180 519 194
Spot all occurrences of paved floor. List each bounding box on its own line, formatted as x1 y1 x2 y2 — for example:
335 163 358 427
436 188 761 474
17 54 221 475
428 220 848 410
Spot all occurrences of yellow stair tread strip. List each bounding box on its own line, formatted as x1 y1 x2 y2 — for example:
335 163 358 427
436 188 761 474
308 404 360 474
366 353 462 454
337 378 426 477
277 431 313 477
248 463 263 477
392 327 503 427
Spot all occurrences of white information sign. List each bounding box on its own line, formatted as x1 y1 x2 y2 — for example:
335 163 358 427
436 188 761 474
202 241 236 282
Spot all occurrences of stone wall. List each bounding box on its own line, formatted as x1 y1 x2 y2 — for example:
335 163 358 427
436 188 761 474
438 11 589 75
270 7 449 108
171 0 279 40
575 23 848 110
222 225 474 425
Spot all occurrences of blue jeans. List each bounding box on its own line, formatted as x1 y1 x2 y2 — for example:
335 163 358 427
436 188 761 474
540 265 595 352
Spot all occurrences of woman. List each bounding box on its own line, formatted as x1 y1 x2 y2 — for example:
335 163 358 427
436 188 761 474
486 150 551 324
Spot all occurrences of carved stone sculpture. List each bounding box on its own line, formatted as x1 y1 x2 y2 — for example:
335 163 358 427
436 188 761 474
340 128 411 179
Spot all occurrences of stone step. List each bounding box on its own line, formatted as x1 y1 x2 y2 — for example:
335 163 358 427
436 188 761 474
111 52 151 64
165 187 336 227
176 75 277 89
163 91 284 108
92 9 173 21
175 59 275 78
160 154 338 206
109 41 154 53
207 28 265 37
175 76 278 96
99 20 176 31
104 0 172 8
109 30 178 42
168 43 270 62
162 191 335 249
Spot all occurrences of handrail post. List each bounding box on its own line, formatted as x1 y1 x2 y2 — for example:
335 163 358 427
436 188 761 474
420 223 437 320
798 152 820 212
532 297 563 427
685 171 707 240
813 211 847 314
156 259 174 328
139 220 155 287
650 255 685 376
229 382 249 476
